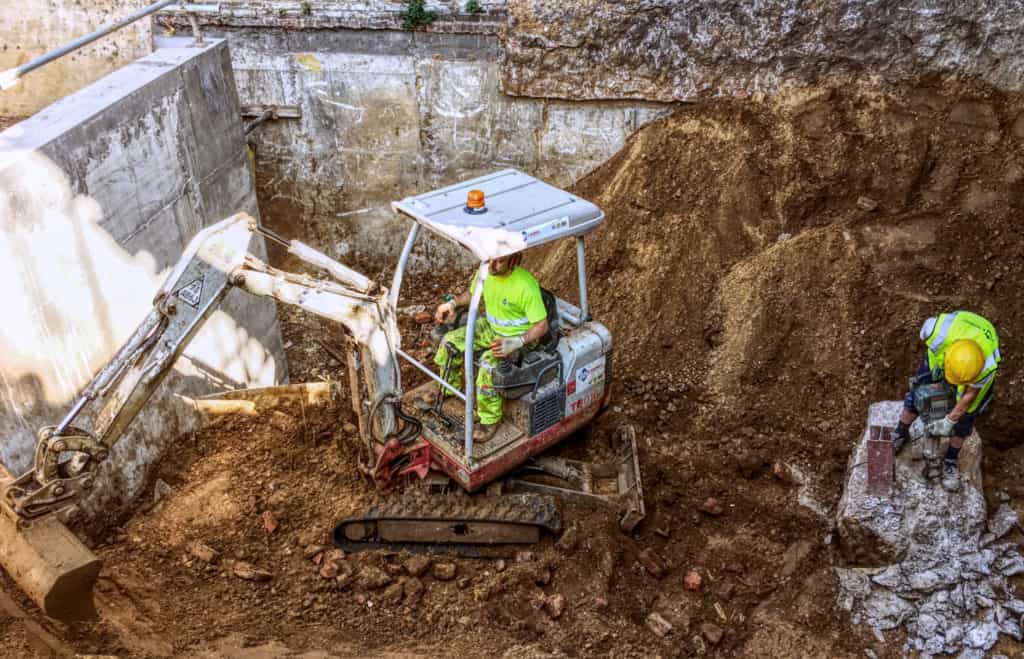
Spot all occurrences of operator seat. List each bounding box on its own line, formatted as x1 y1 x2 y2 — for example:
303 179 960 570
491 288 561 399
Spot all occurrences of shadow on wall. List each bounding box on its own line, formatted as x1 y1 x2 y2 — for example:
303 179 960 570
0 135 279 510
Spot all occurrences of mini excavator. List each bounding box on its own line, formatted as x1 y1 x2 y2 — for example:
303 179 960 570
0 170 644 618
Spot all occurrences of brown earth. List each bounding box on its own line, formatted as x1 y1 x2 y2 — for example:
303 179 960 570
4 80 1024 657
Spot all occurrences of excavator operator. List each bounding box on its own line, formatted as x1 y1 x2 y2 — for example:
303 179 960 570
422 253 549 444
893 310 1001 492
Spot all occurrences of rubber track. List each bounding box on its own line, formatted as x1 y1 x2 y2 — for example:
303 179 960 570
333 493 560 555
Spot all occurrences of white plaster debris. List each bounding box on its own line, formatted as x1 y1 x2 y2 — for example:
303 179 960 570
835 401 1024 656
784 462 833 523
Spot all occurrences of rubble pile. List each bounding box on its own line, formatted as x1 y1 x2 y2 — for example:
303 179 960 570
836 402 1024 657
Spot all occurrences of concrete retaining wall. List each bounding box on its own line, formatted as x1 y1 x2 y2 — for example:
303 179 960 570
0 39 285 531
159 5 668 270
0 0 152 117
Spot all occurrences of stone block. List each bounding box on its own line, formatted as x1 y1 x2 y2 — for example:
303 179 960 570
836 401 984 567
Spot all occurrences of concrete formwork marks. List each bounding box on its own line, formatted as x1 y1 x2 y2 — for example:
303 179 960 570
227 31 668 269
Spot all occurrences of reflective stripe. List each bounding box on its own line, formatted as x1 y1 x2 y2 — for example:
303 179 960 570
486 312 530 328
478 360 494 372
920 317 937 342
971 372 994 388
928 312 958 351
982 351 999 374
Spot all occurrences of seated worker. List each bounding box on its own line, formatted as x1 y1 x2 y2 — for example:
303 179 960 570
424 253 549 444
894 310 1000 492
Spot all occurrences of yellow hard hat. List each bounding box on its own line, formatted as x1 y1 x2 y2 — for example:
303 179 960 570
945 339 984 385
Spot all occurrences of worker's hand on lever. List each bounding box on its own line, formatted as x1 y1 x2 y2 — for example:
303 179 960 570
927 415 956 437
491 335 525 359
435 301 456 324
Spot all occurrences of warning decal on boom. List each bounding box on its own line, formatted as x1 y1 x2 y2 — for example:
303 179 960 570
176 278 204 308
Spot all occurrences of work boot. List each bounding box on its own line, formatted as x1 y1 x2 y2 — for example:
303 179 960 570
472 423 499 445
941 460 961 493
892 422 912 454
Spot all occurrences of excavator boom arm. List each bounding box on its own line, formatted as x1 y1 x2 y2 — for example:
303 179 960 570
3 213 399 522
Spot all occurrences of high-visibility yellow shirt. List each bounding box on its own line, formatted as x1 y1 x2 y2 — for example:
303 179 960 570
470 267 548 337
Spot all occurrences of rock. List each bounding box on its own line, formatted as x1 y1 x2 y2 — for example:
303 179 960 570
432 562 457 582
495 559 507 573
556 524 580 551
153 478 173 503
543 593 565 619
188 541 218 564
269 411 295 431
319 560 342 580
456 577 472 590
232 561 272 582
403 577 424 605
701 622 724 645
700 497 723 516
637 548 667 579
303 544 326 560
996 553 1024 576
356 566 393 590
262 510 279 534
835 401 985 566
515 551 536 563
988 504 1018 539
404 554 432 577
335 562 356 589
684 571 702 591
381 580 405 606
414 310 432 324
342 422 358 435
856 196 878 212
646 612 673 637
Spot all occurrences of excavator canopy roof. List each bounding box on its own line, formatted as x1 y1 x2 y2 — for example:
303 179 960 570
391 169 605 261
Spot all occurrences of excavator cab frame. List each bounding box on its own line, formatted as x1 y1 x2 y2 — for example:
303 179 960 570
383 170 612 491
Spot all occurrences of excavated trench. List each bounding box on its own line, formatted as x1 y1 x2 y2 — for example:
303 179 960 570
4 79 1024 658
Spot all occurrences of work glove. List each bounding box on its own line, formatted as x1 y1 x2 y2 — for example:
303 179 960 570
435 301 456 324
926 415 956 437
493 335 525 358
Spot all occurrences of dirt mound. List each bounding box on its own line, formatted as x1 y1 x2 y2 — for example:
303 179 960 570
536 80 1024 448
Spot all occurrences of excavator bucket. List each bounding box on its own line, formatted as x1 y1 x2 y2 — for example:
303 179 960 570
0 469 101 621
504 424 646 533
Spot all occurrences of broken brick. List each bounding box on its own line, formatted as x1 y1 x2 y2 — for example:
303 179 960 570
637 548 667 579
700 497 723 516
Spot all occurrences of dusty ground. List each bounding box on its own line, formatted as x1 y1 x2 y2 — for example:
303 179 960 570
3 80 1024 657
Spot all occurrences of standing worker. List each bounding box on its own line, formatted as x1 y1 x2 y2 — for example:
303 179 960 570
894 311 1001 492
421 253 549 444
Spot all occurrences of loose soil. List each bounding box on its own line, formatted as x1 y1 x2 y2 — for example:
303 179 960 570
4 80 1024 658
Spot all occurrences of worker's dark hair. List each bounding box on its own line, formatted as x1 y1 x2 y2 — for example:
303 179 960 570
508 252 523 270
